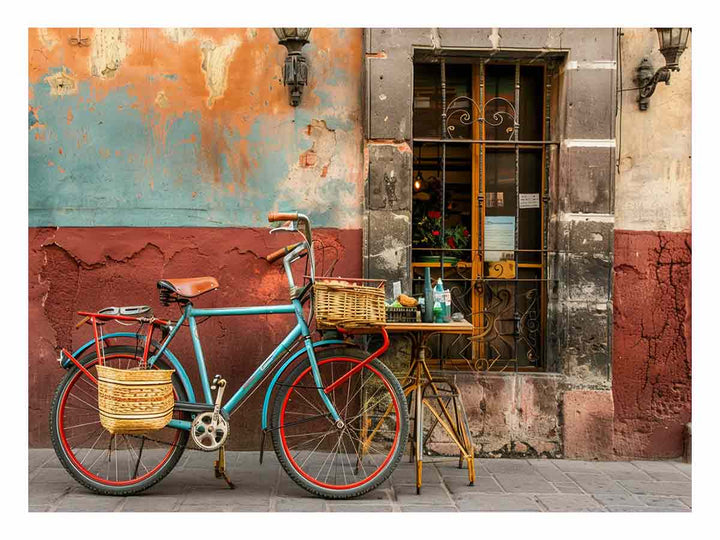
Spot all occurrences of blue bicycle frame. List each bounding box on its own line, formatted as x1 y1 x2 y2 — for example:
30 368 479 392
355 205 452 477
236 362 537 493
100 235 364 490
63 214 362 435
147 296 342 432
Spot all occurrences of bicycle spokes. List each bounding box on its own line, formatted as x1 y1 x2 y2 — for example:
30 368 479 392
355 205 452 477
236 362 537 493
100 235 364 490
57 353 183 486
278 357 401 490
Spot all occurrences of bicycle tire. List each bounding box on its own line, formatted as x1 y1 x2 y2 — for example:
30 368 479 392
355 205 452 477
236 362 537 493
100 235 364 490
270 347 409 499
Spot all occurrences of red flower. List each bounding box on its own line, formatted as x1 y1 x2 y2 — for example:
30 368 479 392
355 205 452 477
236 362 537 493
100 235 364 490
463 229 470 237
447 237 456 249
428 211 441 219
432 230 440 236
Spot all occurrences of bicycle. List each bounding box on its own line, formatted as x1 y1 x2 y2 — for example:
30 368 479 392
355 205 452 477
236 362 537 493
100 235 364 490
49 211 409 499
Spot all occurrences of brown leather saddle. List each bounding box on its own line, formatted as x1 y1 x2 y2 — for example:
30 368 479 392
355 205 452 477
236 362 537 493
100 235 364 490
157 277 219 304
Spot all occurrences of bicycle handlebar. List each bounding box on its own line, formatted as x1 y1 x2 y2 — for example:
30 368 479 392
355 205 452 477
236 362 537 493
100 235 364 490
267 212 299 223
266 242 303 264
265 212 315 294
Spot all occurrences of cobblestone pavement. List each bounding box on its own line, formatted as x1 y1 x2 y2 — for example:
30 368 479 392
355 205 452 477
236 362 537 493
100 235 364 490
28 449 691 512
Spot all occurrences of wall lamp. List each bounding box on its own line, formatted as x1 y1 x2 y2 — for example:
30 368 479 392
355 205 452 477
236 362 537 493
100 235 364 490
635 28 691 111
274 28 312 107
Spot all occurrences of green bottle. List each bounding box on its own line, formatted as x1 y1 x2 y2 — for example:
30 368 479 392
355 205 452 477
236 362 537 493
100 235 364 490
433 300 443 323
433 278 446 323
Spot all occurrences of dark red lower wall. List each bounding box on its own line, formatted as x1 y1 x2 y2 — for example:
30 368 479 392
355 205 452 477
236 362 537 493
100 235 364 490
613 229 691 458
29 227 362 449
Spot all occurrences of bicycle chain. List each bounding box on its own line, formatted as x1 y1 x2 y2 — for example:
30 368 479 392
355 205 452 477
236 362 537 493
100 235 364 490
123 431 195 451
121 409 333 452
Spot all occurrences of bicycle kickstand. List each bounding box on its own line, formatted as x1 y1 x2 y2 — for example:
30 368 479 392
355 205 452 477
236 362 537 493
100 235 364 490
214 446 236 489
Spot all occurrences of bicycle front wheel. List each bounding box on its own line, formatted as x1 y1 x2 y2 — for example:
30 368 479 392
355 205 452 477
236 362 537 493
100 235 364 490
271 348 409 499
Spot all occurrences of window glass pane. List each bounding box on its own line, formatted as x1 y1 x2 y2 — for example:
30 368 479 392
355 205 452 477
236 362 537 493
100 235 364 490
519 66 544 141
484 65 516 141
484 150 516 220
413 63 472 139
413 63 440 138
412 143 472 262
518 150 542 264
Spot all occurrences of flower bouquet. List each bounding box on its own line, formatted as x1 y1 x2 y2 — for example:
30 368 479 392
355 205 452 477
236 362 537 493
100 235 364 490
412 210 470 263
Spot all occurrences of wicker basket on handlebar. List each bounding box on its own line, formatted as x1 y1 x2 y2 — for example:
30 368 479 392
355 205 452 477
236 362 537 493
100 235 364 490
96 365 175 434
314 278 386 329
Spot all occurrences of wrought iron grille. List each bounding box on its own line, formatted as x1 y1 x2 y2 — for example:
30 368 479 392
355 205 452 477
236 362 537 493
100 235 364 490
411 56 561 372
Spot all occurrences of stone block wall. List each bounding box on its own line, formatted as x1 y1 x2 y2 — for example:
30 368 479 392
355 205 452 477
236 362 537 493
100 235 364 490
363 28 618 458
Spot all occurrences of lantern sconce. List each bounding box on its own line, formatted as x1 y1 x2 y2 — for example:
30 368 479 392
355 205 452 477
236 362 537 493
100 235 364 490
635 28 691 111
274 28 312 107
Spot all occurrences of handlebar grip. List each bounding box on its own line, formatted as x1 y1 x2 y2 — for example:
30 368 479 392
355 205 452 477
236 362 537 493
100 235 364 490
266 242 302 263
268 212 299 223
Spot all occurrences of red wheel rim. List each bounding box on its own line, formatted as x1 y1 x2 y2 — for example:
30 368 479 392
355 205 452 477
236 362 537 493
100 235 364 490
279 357 401 490
57 355 181 487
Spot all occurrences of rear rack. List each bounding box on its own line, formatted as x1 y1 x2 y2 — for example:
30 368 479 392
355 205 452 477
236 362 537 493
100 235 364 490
68 308 173 369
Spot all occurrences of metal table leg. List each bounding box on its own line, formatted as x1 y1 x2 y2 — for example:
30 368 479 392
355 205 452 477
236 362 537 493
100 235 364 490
415 347 424 495
395 330 475 494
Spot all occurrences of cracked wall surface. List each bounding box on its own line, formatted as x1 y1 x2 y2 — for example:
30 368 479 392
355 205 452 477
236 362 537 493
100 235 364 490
426 374 564 458
612 29 692 458
613 231 691 457
28 227 362 448
29 28 363 228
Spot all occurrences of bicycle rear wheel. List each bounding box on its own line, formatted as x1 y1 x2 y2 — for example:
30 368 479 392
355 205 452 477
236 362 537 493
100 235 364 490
271 348 409 499
49 345 190 496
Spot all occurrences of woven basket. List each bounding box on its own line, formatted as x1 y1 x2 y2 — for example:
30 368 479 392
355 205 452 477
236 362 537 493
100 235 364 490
314 278 386 329
96 365 175 434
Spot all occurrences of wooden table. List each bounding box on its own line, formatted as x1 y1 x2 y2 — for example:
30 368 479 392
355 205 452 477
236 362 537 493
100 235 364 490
384 321 476 494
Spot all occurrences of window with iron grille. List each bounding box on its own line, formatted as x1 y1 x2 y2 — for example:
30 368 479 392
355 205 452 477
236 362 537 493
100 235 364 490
411 54 562 372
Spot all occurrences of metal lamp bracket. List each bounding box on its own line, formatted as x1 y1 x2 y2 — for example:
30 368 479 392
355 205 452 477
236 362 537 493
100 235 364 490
635 58 673 111
283 52 309 107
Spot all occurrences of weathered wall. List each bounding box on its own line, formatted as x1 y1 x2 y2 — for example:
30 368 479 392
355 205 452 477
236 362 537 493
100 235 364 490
29 28 363 227
28 28 365 448
613 231 691 457
432 374 564 458
363 28 617 458
613 29 692 458
29 227 362 448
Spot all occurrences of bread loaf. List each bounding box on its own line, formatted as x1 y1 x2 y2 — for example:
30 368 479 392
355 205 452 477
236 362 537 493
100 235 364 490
397 294 418 307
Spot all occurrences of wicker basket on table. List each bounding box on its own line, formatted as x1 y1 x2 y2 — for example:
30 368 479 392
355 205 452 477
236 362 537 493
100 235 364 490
313 277 386 329
96 365 175 434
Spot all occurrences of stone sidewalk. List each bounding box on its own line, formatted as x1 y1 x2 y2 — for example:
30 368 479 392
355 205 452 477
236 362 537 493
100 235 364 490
29 449 691 512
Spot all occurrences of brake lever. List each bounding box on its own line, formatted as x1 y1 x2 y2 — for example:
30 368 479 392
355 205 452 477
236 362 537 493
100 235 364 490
269 221 297 234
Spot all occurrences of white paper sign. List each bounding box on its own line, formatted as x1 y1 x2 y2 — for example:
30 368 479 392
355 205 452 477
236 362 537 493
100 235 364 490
519 193 540 209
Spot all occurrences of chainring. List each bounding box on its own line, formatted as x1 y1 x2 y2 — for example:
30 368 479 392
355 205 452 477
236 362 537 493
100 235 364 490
190 411 229 451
